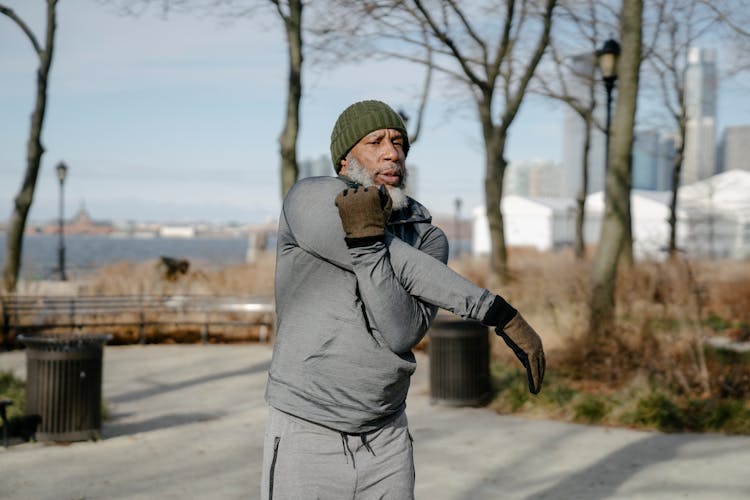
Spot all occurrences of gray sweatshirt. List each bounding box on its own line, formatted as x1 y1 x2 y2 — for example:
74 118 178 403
265 176 497 433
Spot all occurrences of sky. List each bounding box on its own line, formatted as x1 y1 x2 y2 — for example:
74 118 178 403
2 1 749 225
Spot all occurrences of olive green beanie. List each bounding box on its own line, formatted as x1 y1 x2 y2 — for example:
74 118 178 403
330 100 410 173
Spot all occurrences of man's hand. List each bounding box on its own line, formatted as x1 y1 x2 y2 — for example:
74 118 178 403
335 186 392 245
496 313 545 394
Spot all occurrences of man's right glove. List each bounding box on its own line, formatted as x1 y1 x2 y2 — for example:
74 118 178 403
335 185 392 246
497 313 546 394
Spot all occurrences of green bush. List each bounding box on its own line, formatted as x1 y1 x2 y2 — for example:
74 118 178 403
0 370 26 420
682 399 750 434
628 392 684 431
574 394 608 424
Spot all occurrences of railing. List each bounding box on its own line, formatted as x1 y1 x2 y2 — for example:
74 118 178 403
1 294 275 347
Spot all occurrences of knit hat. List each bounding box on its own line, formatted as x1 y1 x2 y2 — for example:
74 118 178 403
330 100 410 173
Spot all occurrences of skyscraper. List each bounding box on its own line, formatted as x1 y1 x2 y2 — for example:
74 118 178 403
656 133 677 191
505 160 565 197
683 47 718 185
561 53 607 198
632 130 677 191
632 130 659 190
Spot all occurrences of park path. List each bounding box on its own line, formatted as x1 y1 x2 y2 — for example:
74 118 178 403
1 344 749 499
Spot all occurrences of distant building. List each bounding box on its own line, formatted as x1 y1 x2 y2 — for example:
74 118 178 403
561 52 607 198
683 47 718 184
505 160 565 197
298 155 332 179
159 226 196 238
631 130 676 191
36 204 113 235
720 125 750 172
656 133 677 191
633 130 660 190
472 196 576 254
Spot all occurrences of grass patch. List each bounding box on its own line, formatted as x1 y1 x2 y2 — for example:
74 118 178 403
490 361 750 434
0 370 26 419
573 394 608 424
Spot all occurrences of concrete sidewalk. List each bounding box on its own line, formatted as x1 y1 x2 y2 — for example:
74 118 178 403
1 344 749 499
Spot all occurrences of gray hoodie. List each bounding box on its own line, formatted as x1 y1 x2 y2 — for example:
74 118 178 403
266 176 496 433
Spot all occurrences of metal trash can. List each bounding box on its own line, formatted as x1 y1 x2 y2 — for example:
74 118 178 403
19 333 111 442
428 318 491 406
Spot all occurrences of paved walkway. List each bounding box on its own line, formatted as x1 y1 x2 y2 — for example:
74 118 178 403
1 344 749 499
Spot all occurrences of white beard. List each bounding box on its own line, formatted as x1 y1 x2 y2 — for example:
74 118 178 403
344 156 410 210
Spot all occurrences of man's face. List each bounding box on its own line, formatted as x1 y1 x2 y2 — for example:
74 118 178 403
339 128 406 190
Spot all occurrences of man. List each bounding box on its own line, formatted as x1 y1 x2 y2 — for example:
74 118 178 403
262 100 545 499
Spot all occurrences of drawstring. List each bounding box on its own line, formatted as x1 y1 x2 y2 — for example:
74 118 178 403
360 433 375 456
340 432 355 467
340 431 377 468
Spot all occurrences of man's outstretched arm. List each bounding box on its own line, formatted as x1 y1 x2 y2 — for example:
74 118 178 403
334 183 545 394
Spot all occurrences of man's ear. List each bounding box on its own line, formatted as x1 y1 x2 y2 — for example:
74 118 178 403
339 157 348 174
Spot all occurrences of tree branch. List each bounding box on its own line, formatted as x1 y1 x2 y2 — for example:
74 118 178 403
0 4 43 55
412 0 487 90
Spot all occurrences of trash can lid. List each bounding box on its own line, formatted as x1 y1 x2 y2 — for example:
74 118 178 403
18 333 112 351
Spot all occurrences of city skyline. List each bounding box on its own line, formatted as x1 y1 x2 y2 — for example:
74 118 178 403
2 2 750 225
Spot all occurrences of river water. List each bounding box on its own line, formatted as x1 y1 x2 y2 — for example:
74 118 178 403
0 234 255 279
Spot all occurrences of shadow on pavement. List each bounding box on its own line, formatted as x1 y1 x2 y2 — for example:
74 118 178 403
108 360 271 404
104 412 222 438
460 433 725 500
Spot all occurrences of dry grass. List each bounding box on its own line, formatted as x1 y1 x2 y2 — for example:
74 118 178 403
451 250 750 404
79 252 276 296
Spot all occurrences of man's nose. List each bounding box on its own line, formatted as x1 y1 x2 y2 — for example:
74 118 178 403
380 138 400 159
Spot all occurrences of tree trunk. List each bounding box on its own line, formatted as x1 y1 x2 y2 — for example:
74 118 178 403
589 0 642 338
479 98 509 287
2 1 57 294
278 0 302 198
668 120 687 257
575 115 592 259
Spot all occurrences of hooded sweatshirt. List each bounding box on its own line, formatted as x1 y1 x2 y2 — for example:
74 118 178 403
265 176 497 433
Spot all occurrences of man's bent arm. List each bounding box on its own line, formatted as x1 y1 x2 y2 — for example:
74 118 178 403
282 178 496 351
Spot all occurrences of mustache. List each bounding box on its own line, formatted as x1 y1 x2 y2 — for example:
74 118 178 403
376 163 405 176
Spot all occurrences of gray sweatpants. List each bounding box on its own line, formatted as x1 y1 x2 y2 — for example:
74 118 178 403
260 406 415 500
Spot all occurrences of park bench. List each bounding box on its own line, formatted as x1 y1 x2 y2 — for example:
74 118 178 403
1 294 275 346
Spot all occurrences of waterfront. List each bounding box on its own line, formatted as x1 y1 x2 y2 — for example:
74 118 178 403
0 234 255 279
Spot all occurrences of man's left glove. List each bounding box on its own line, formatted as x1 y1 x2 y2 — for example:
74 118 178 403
335 185 392 246
497 313 546 394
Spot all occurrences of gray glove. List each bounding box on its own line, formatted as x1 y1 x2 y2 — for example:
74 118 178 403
496 313 545 394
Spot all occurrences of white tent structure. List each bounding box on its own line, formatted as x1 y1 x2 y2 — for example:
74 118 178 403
472 196 576 255
471 171 750 260
677 170 750 258
583 190 682 260
585 170 750 259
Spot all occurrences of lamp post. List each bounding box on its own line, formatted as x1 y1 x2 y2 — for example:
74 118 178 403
597 38 621 173
55 161 68 281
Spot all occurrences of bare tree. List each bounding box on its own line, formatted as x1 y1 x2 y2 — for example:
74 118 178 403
534 0 617 260
1 1 60 293
589 0 642 338
643 0 750 258
322 0 557 286
114 0 305 198
271 0 303 198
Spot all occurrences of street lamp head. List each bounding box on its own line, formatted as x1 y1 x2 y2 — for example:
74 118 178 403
597 38 621 82
56 161 68 183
